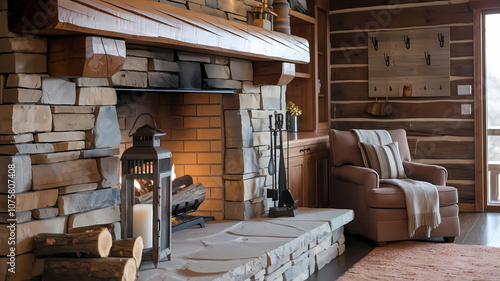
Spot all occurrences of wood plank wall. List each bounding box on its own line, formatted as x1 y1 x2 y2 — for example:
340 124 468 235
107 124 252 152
329 0 475 207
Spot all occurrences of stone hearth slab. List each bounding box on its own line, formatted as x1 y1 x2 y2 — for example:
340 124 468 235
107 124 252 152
138 208 353 281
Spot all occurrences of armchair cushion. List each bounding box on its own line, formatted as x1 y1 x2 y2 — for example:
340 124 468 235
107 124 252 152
366 185 458 209
358 141 406 179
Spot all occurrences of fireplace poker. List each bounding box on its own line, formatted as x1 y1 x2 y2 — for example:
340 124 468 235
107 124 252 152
268 115 275 176
266 115 278 208
276 113 286 207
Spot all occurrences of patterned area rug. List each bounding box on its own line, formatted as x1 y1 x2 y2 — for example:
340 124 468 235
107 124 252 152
338 241 500 280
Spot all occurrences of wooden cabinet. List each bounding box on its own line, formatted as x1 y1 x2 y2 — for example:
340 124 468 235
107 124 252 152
286 133 330 207
287 0 330 132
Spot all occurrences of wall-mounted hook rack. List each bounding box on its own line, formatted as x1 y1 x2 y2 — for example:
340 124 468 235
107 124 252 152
404 35 410 49
438 33 445 48
372 37 378 51
424 51 431 65
368 28 450 98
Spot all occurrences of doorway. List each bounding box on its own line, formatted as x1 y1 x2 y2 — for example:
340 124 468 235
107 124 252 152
484 11 500 209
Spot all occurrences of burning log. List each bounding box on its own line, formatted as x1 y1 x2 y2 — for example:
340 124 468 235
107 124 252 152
172 183 206 215
172 174 194 194
43 257 136 281
137 182 206 215
109 237 144 269
33 228 112 258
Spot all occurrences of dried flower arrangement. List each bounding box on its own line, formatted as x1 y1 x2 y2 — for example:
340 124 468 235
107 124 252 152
286 101 302 116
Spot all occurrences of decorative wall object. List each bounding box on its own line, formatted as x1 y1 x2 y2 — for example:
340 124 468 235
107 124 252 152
368 27 451 97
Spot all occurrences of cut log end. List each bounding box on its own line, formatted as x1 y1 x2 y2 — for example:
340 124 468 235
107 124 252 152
109 237 144 269
98 228 113 258
133 236 144 268
123 258 137 281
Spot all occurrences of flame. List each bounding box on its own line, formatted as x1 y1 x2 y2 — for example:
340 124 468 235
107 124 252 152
134 179 141 191
171 164 176 182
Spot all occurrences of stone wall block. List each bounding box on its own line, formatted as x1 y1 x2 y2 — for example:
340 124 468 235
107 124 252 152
224 110 252 148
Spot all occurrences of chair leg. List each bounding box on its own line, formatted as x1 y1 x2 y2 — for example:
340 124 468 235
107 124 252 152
376 242 388 247
444 237 455 243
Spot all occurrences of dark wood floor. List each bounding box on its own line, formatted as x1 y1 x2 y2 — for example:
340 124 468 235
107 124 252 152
308 212 500 281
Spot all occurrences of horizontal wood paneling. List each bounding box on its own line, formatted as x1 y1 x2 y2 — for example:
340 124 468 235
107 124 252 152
331 83 369 100
331 67 368 80
451 43 474 57
451 60 474 76
331 49 368 64
332 101 473 119
330 0 476 205
332 42 472 65
440 163 475 180
330 0 439 11
331 80 475 101
331 25 473 48
330 3 472 32
332 120 474 137
450 25 474 41
414 140 475 159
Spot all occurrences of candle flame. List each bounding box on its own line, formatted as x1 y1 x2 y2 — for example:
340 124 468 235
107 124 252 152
171 164 176 182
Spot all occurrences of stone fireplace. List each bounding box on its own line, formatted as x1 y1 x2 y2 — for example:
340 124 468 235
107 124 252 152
0 0 353 280
114 44 289 221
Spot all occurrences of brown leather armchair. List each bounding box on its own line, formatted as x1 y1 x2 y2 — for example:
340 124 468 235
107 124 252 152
329 129 460 245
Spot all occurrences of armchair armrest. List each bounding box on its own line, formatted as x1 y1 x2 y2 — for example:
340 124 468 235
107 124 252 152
403 161 448 186
332 165 379 191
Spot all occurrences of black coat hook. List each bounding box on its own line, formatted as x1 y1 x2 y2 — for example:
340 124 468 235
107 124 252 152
424 51 431 65
404 35 410 49
372 37 378 51
424 85 427 90
438 33 445 48
374 86 377 91
384 53 390 67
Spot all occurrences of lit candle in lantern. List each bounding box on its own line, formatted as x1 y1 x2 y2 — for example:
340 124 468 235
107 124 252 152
133 204 153 248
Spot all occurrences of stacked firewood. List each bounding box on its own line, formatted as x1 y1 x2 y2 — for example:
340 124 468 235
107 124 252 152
33 225 143 281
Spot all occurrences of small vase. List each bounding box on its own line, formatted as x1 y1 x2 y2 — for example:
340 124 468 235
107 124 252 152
288 114 298 132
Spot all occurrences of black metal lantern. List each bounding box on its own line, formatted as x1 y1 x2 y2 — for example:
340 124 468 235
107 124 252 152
121 113 171 268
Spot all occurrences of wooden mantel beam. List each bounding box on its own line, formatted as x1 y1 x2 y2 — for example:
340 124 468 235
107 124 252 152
8 0 310 64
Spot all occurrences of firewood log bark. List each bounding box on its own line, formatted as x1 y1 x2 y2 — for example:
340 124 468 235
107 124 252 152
138 183 206 214
172 183 206 210
43 257 136 281
68 223 118 240
172 174 193 194
33 228 112 258
109 237 144 269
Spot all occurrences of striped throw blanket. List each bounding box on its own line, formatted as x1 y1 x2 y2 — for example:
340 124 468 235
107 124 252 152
352 129 392 145
352 129 441 237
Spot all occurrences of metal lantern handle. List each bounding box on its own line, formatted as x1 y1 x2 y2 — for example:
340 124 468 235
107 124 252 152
128 113 161 137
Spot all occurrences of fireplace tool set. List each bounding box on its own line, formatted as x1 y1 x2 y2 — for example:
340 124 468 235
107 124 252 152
267 113 298 217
